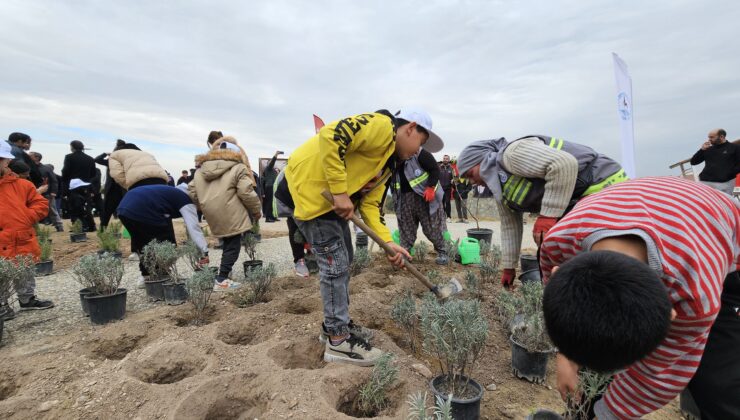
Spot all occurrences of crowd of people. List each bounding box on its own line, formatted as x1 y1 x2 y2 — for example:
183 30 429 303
0 117 738 419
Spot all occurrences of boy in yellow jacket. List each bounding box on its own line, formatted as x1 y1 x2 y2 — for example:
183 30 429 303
278 108 443 366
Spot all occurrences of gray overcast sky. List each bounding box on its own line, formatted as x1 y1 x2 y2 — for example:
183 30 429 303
1 0 738 177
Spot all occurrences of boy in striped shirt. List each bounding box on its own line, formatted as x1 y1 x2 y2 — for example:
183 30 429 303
540 177 739 420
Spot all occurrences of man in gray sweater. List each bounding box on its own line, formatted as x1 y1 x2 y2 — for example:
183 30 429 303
457 135 627 288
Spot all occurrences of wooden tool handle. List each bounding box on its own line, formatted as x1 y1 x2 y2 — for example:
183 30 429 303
320 190 439 294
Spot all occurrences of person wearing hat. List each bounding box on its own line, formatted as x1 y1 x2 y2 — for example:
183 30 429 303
457 135 627 289
6 132 43 187
0 141 55 320
391 143 449 264
68 178 96 232
62 140 98 231
277 108 443 367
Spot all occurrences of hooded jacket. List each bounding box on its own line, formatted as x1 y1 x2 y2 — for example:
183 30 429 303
210 136 256 185
0 173 48 261
189 149 262 238
108 149 168 190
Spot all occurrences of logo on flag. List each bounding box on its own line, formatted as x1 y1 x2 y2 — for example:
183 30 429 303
617 92 631 121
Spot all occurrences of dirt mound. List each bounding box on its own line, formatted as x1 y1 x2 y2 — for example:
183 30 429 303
126 341 208 384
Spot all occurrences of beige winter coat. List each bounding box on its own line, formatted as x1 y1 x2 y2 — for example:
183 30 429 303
210 136 256 184
109 149 169 190
189 149 262 238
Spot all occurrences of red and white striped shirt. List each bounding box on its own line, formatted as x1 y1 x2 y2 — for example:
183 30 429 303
540 177 740 419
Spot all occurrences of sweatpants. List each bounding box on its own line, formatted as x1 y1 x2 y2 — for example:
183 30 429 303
118 215 176 276
287 217 306 263
396 191 447 254
687 271 740 420
69 187 96 232
296 217 353 336
218 234 242 281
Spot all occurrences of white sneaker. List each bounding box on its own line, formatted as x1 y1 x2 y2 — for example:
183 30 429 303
213 279 241 291
324 334 384 367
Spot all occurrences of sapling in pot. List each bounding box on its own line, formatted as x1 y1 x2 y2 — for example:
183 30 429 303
142 240 179 302
96 226 122 257
186 268 215 325
72 254 126 324
420 295 488 418
69 220 87 242
35 238 54 276
390 290 418 352
242 229 262 273
350 246 372 276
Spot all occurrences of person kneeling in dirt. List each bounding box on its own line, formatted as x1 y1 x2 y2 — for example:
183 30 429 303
0 141 55 320
391 146 450 265
277 108 443 366
539 177 740 420
189 141 262 290
457 135 627 289
116 184 209 288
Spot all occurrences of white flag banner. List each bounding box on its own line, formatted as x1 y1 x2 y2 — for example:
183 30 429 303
612 53 636 178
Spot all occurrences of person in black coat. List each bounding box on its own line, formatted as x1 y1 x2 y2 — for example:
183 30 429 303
94 139 129 228
62 140 97 231
29 152 64 231
6 132 42 187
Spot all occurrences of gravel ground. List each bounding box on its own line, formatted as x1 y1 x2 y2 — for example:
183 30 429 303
3 214 535 346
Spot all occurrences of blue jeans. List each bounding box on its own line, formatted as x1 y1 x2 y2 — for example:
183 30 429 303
295 217 354 336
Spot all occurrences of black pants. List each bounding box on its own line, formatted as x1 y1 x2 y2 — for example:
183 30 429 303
687 271 740 420
119 215 176 276
69 187 96 232
455 195 468 220
100 185 125 228
442 188 452 219
263 185 275 221
219 234 242 281
287 217 305 263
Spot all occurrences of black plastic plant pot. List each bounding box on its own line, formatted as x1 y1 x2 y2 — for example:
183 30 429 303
35 260 54 276
520 254 539 272
518 269 542 285
526 409 564 420
97 250 122 259
466 228 493 254
144 277 167 302
429 374 484 420
79 287 95 316
84 288 127 325
510 336 553 383
70 232 88 243
243 260 263 274
163 282 188 306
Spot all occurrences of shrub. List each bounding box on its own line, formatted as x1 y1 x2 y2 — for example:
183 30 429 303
420 296 488 397
180 240 205 272
426 269 440 284
39 240 53 262
357 353 398 416
443 239 459 266
240 263 276 306
107 220 122 235
565 370 612 420
350 247 372 276
496 281 553 352
390 290 418 351
242 232 259 261
415 241 429 262
69 220 84 234
72 254 124 296
186 268 215 324
406 391 453 420
97 226 121 253
479 241 501 283
0 256 34 303
464 271 480 299
142 240 180 280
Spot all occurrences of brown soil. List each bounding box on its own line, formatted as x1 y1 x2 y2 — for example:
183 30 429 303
0 256 681 419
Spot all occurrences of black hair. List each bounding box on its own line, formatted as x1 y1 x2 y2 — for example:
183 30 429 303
9 159 30 175
207 131 223 145
70 140 85 151
8 132 31 144
718 129 727 138
117 143 140 151
394 117 428 137
542 250 672 372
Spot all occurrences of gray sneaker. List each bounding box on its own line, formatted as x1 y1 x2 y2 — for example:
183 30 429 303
435 253 449 265
324 333 384 367
319 320 374 344
295 259 309 278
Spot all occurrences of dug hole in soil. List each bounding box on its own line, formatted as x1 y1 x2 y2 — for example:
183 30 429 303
0 251 682 419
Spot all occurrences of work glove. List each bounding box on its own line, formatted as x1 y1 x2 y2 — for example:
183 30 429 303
501 268 516 289
423 187 436 202
533 216 558 245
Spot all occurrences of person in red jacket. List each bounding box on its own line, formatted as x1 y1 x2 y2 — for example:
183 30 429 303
0 141 55 321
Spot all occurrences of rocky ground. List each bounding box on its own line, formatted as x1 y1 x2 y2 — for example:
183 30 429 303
0 216 683 419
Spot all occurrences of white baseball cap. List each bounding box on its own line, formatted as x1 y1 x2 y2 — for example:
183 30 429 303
395 108 444 153
69 178 91 190
0 141 14 159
